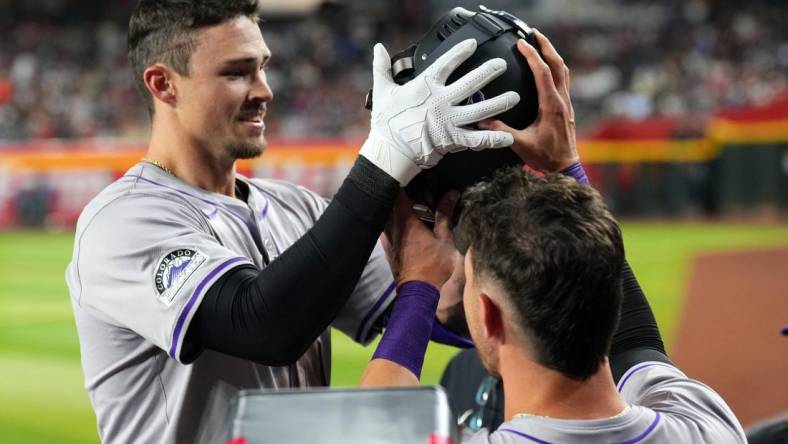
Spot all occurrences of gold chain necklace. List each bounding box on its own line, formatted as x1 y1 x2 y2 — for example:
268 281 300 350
512 405 630 421
141 158 174 176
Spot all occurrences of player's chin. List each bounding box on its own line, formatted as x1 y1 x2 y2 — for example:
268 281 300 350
229 137 266 160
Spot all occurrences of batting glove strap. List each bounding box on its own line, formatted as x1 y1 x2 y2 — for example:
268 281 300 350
359 133 421 186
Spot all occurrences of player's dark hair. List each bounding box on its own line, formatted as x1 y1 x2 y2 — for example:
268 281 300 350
455 168 624 381
128 0 261 115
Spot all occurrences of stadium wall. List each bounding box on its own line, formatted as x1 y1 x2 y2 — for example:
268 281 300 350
1 112 786 229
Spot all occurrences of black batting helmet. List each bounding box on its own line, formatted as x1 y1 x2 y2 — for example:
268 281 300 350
366 5 542 221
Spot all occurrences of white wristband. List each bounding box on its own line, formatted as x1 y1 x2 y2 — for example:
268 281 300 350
359 133 421 186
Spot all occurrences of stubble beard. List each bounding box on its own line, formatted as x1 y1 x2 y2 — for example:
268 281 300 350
228 136 267 160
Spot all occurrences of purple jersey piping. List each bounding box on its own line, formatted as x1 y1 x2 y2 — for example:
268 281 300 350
616 412 661 444
354 281 396 343
168 256 248 359
618 363 658 392
121 174 258 239
617 362 676 392
499 429 553 443
500 411 661 444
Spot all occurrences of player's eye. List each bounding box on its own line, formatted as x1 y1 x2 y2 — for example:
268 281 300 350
223 66 255 79
223 62 268 79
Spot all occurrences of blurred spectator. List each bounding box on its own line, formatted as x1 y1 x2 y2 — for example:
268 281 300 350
0 0 785 142
12 176 55 227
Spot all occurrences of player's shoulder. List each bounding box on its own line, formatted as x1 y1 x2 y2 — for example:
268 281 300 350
617 361 709 404
244 176 329 216
76 163 205 235
460 426 493 444
618 361 747 442
617 361 686 391
460 425 521 444
245 176 326 201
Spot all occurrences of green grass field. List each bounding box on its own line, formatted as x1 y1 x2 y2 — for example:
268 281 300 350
1 223 787 443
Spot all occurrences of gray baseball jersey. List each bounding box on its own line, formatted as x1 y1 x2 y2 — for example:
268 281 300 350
66 162 396 443
462 361 746 443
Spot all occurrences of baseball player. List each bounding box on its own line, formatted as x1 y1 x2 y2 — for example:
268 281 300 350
65 0 520 442
361 31 747 443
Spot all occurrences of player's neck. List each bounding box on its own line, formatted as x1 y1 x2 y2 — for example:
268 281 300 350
499 352 626 421
147 124 238 197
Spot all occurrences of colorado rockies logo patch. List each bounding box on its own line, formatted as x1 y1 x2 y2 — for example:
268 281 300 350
154 248 207 305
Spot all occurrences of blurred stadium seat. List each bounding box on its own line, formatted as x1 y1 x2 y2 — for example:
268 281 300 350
1 0 785 141
0 0 786 226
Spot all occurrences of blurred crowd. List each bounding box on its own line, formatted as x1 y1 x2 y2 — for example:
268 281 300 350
0 0 785 142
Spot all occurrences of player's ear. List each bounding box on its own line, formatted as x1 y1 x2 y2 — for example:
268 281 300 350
479 293 504 341
144 63 178 109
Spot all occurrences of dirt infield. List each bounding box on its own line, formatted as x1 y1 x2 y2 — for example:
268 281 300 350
671 247 788 427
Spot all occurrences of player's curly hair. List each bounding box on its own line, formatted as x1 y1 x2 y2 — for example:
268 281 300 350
455 167 625 381
128 0 262 115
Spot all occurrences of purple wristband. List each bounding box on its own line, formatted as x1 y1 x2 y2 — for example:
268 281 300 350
560 161 590 185
431 318 474 348
372 281 439 379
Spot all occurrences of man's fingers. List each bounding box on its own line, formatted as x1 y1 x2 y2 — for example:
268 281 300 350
434 190 460 240
480 119 537 157
531 30 568 92
516 39 560 103
532 30 572 105
454 91 520 126
396 191 434 239
372 43 394 86
531 30 563 69
447 57 507 104
453 129 514 152
478 118 515 134
429 39 477 84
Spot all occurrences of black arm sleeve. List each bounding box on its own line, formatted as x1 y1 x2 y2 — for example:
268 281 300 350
609 260 673 382
182 156 399 366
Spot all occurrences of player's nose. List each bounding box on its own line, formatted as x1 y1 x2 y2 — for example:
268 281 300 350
250 69 274 103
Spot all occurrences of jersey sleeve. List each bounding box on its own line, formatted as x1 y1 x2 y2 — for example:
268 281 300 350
460 427 503 444
617 362 747 443
71 193 254 363
294 185 396 346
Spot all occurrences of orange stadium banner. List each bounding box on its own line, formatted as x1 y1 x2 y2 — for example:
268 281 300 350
2 109 786 229
0 140 360 173
0 137 740 173
707 92 788 143
3 91 788 173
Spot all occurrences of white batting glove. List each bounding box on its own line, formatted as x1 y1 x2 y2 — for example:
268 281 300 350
360 39 521 185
